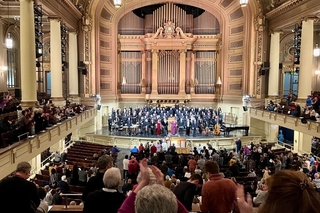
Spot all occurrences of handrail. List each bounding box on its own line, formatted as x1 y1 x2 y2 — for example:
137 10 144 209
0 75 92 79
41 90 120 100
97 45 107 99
277 140 294 151
60 193 83 208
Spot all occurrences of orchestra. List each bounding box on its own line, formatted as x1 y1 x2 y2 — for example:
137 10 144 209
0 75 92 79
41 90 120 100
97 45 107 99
109 105 224 137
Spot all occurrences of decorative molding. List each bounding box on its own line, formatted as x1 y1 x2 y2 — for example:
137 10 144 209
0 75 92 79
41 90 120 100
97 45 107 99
266 0 310 19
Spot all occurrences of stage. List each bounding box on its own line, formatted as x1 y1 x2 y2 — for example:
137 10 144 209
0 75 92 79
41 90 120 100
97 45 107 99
84 127 262 151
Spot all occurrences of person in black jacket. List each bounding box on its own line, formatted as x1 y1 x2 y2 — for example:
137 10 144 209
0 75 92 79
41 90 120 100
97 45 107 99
173 174 203 211
0 162 40 213
82 155 113 201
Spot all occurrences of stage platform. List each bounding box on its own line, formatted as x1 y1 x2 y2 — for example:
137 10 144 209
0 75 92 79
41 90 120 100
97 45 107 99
84 127 263 151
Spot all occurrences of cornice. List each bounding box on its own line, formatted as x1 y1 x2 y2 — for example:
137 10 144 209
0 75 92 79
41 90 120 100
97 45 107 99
266 0 310 19
60 0 82 18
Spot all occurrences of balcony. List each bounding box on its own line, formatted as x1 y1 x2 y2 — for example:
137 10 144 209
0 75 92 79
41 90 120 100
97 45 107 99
0 108 97 180
249 108 320 137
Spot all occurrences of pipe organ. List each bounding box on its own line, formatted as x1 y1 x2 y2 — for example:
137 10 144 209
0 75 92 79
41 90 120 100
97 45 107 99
157 50 180 94
120 51 142 94
194 51 217 94
118 3 220 102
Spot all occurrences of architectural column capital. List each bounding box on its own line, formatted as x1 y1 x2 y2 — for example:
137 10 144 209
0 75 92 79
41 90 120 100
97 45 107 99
179 49 187 54
151 49 159 54
301 16 318 23
68 30 78 35
269 30 283 35
47 16 61 22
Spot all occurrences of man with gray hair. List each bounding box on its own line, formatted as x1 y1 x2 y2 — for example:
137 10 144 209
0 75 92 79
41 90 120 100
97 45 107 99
82 155 113 201
0 161 40 213
83 167 125 213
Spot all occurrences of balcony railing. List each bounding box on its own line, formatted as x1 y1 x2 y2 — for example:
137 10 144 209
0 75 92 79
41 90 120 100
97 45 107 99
0 108 97 180
249 108 320 138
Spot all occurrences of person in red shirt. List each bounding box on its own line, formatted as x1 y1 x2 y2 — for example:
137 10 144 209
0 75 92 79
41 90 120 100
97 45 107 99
128 156 139 184
150 144 157 155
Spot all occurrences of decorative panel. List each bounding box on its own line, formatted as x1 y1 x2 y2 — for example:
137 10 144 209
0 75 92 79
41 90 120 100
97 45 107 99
221 0 233 8
100 26 110 35
230 40 243 49
101 69 111 76
230 26 243 35
101 8 112 21
229 69 242 76
101 82 111 90
100 40 110 49
101 55 111 62
230 8 243 20
229 55 243 62
229 83 241 90
193 11 220 35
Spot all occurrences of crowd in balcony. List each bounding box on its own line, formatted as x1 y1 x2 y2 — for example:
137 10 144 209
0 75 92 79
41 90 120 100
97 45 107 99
265 92 320 122
0 92 87 148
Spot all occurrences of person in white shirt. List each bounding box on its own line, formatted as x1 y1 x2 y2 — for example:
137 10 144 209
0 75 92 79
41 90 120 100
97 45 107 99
197 144 202 154
123 155 129 181
162 141 168 152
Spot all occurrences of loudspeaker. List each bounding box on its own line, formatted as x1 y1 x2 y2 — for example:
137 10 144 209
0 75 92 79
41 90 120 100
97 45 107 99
81 68 87 75
97 104 101 110
243 106 248 111
279 63 283 69
263 62 270 69
259 69 266 76
79 61 85 68
15 89 21 100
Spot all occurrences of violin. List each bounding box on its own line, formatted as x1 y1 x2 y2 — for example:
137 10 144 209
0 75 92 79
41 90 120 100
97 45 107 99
213 124 220 136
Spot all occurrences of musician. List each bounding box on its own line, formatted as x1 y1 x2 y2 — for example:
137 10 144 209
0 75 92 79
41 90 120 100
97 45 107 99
143 119 149 137
156 119 162 136
170 117 178 135
191 119 197 137
150 119 156 135
186 117 191 136
108 116 112 132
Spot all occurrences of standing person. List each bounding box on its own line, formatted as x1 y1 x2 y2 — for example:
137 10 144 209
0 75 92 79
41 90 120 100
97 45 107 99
82 155 114 202
173 174 203 211
0 162 40 213
123 155 129 181
235 137 242 153
83 168 126 213
200 161 237 213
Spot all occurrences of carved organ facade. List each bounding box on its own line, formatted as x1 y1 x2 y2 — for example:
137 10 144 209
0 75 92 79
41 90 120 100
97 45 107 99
118 3 220 102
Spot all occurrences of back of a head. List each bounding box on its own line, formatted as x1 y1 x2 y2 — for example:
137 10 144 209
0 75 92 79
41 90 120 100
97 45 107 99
103 167 121 189
204 161 219 174
190 174 203 185
97 155 113 170
16 162 31 175
137 168 156 185
135 184 178 213
259 170 320 213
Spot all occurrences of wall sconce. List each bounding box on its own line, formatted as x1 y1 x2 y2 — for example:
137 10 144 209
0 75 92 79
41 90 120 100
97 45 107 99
216 77 222 85
314 44 320 57
6 33 13 49
113 0 122 8
122 76 127 85
1 66 7 76
315 70 320 76
239 0 248 7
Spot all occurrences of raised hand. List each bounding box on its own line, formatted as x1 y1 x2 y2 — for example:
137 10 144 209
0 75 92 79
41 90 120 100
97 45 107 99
134 158 150 193
236 184 253 213
150 165 164 185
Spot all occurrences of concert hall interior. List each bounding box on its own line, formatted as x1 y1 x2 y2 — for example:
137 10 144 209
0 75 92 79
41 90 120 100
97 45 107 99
0 0 320 197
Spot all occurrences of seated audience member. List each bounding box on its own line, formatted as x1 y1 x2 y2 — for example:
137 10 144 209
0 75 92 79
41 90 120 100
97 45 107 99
253 183 268 206
313 173 320 192
58 175 70 193
82 155 114 201
52 188 63 205
43 186 54 205
164 175 172 189
173 174 203 211
83 167 125 213
122 179 133 195
118 158 189 213
36 187 49 213
247 169 256 177
0 162 40 213
236 170 320 213
200 161 237 213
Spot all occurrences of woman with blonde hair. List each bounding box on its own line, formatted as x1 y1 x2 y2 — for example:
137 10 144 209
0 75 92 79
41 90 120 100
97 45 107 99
236 170 320 213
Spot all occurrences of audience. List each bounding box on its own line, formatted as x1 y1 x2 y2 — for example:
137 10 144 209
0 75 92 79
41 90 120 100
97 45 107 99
83 167 125 213
0 162 40 213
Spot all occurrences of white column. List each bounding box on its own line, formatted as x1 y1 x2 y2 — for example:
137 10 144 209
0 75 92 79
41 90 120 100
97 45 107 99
298 19 314 100
68 32 79 96
20 0 37 107
294 131 312 155
268 31 280 97
50 19 63 99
